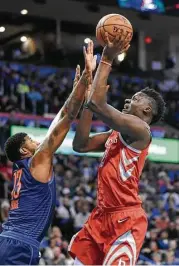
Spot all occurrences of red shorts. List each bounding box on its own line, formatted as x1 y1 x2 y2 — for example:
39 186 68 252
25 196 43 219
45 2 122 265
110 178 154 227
68 205 148 265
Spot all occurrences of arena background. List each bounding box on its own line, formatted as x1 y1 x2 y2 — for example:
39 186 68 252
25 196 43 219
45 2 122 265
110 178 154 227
0 0 179 265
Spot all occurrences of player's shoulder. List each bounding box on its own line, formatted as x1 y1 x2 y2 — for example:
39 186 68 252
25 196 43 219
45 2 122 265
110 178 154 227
118 131 151 156
13 157 31 170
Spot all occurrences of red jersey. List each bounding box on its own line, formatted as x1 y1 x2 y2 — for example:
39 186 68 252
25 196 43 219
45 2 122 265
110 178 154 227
97 130 150 208
69 130 149 265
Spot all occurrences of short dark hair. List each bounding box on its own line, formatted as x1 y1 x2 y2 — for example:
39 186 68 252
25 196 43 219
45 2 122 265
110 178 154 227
141 88 166 124
4 133 27 162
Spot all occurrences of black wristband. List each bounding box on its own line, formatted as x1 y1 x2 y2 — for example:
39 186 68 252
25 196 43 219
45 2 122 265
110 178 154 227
83 103 89 109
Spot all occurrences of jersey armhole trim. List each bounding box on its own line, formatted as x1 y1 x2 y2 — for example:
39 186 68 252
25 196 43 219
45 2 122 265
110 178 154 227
119 133 141 154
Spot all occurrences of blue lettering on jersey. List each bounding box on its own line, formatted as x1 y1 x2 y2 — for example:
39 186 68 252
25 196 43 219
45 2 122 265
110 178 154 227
2 158 56 242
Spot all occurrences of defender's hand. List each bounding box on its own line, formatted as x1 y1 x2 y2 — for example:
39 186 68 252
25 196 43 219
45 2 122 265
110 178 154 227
73 65 81 89
103 31 130 61
83 40 97 72
83 40 97 85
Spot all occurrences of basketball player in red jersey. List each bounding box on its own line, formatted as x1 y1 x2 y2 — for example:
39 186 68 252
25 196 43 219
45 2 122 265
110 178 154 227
69 34 165 265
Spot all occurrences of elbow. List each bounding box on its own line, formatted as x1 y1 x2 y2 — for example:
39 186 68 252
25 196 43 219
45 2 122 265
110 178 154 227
72 140 84 153
72 144 84 153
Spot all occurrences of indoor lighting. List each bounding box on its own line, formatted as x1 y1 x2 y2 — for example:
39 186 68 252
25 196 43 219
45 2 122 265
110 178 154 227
0 27 5 33
20 36 27 42
84 38 91 44
21 9 28 15
117 53 126 62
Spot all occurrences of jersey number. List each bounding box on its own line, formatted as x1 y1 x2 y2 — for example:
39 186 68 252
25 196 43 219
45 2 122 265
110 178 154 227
11 169 22 209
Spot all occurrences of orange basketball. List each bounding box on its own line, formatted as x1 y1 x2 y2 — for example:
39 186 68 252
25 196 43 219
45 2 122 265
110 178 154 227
96 14 133 47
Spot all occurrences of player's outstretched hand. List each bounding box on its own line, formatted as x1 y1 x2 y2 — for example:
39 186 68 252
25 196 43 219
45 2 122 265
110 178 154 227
103 31 130 61
83 40 97 85
83 40 97 72
73 64 81 89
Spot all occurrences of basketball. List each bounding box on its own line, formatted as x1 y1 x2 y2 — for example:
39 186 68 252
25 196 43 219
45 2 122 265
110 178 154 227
96 14 133 47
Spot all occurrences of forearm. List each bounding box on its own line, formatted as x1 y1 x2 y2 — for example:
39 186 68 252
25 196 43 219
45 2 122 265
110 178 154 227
88 53 112 109
40 114 71 155
47 71 89 136
67 71 90 120
46 108 67 137
73 107 93 152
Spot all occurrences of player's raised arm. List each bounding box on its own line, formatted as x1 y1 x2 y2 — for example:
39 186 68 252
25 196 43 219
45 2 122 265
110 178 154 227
29 51 93 183
73 83 111 153
73 41 111 153
73 101 111 152
87 32 151 146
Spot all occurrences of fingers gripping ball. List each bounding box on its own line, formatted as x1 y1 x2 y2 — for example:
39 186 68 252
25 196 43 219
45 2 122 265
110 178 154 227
96 14 133 47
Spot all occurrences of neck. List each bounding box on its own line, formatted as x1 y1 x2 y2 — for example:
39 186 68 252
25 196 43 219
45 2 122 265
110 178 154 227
140 115 150 125
21 154 32 160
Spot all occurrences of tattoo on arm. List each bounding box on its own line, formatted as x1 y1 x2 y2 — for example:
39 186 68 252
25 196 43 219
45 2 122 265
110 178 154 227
67 98 82 120
67 71 91 120
53 129 58 137
48 128 59 150
49 138 54 148
80 73 90 87
61 105 68 118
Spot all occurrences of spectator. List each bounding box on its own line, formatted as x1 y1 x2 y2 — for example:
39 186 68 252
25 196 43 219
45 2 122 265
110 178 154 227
57 197 75 241
74 200 90 232
17 77 30 94
27 86 43 114
152 252 162 265
167 222 178 239
46 246 66 265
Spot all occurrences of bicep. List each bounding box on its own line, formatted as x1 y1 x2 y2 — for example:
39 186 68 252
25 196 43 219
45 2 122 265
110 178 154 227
94 104 149 140
77 131 111 153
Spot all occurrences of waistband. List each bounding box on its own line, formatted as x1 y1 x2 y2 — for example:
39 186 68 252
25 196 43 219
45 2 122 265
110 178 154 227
0 231 40 249
96 204 142 213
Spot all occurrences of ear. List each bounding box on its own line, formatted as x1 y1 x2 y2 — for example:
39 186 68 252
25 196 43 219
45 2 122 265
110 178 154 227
143 106 152 116
19 147 29 156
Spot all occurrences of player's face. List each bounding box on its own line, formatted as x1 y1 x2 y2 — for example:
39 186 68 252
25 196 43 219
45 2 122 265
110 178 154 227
122 92 151 118
22 136 40 155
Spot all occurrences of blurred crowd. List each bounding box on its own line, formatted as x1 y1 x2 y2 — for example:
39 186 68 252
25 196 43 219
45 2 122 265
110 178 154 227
0 60 179 130
0 60 179 265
